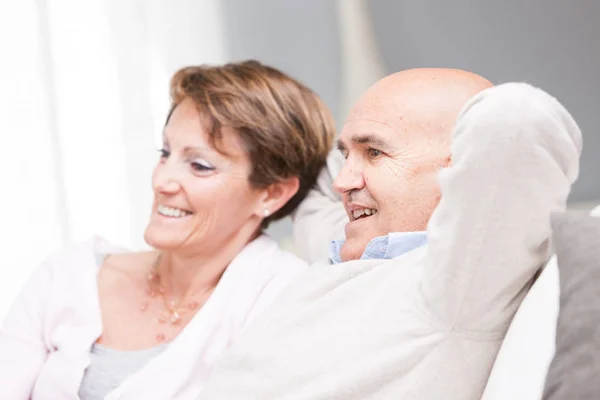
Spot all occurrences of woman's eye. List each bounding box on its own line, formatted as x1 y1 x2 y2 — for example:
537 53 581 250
158 148 170 158
190 161 215 172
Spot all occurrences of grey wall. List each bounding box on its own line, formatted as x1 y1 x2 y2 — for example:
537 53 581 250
222 0 342 123
369 0 600 202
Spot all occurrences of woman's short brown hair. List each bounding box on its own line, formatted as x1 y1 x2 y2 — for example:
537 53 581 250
169 60 336 229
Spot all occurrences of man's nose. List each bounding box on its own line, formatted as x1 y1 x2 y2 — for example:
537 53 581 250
333 158 365 194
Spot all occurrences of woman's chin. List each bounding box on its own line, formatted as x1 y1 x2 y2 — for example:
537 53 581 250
143 228 185 252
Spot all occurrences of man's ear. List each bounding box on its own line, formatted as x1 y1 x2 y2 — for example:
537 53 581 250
257 176 300 218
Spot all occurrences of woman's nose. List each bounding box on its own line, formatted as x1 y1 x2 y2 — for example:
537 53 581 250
152 162 182 194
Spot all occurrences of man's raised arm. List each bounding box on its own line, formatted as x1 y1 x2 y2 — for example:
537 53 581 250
418 83 582 332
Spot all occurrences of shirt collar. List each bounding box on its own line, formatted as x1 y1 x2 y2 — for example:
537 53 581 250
329 231 427 265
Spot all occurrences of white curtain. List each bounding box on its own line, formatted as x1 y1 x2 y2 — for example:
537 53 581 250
0 0 227 320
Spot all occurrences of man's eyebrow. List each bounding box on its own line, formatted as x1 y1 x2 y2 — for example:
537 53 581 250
352 133 390 148
337 134 391 153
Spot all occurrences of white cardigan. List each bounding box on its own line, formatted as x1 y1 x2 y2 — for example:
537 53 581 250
199 83 582 399
0 234 307 399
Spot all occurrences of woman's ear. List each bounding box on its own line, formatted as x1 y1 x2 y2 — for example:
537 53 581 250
257 176 300 218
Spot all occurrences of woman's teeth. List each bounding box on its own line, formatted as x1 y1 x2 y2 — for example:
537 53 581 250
157 205 192 218
353 208 378 220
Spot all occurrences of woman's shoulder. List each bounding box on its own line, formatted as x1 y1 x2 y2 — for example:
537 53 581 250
43 235 122 265
36 235 140 282
8 236 134 317
15 237 154 316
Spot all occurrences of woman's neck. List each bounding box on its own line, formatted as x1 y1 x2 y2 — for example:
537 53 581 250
156 225 261 300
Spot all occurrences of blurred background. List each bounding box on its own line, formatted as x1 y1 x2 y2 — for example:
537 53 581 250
1 0 599 320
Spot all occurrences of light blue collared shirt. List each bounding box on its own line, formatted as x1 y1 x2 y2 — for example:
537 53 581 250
329 231 428 264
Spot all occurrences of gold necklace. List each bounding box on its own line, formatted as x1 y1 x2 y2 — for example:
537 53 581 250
140 253 203 342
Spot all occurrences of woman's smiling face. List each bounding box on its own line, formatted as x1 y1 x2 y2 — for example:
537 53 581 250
144 98 265 255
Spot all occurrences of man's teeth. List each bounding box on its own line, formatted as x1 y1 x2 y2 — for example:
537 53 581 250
352 209 378 220
157 205 192 218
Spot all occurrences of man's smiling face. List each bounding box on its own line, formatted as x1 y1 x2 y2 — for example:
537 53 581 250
334 114 446 262
331 69 486 262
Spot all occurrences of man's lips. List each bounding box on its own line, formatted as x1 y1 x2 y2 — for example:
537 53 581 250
345 203 378 221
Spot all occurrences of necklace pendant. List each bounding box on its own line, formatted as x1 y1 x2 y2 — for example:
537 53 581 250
170 312 181 325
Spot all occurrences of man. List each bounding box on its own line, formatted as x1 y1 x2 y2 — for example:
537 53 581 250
200 69 582 399
294 68 492 264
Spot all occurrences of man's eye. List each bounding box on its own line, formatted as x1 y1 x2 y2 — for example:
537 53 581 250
368 148 382 158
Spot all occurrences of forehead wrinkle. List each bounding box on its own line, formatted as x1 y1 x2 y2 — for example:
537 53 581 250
345 112 408 136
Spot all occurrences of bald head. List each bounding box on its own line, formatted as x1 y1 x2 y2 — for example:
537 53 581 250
334 68 492 262
349 68 493 145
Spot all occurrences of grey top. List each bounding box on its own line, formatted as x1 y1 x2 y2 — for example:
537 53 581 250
78 343 167 400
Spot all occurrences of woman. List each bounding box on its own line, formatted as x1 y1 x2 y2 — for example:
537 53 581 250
0 60 335 399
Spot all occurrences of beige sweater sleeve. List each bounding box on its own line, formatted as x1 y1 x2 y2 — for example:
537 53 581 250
418 83 582 332
292 150 347 264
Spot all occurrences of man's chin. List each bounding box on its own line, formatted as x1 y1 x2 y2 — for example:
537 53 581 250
342 219 381 262
339 238 367 262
